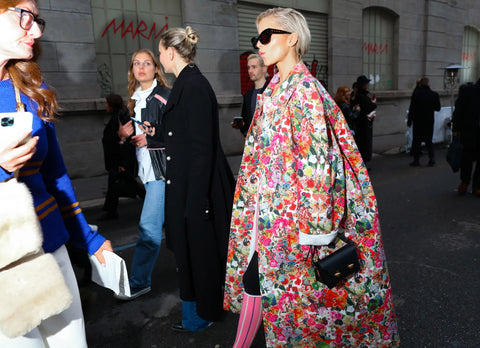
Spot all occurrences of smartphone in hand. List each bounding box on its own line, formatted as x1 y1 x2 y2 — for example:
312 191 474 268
0 112 33 152
129 116 143 126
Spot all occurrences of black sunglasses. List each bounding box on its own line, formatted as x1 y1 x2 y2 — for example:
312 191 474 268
8 7 46 32
251 28 291 49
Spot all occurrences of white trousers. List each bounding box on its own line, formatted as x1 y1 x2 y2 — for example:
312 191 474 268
0 245 88 348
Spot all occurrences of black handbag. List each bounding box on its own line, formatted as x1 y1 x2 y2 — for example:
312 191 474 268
309 234 361 289
446 136 463 173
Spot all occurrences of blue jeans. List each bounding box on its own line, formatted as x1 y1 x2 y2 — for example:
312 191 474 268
130 179 165 291
182 301 213 331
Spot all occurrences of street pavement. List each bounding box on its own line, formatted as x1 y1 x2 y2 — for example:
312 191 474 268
73 136 480 348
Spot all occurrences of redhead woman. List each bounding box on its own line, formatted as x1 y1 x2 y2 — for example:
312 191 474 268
0 1 112 346
334 85 360 135
223 7 400 347
115 48 170 300
158 26 234 331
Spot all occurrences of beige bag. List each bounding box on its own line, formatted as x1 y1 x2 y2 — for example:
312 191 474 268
0 179 73 338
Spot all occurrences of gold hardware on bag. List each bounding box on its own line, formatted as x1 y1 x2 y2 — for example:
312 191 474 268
348 263 355 269
334 272 342 277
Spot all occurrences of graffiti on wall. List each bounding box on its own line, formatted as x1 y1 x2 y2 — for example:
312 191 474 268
101 17 169 40
462 51 476 61
363 40 389 55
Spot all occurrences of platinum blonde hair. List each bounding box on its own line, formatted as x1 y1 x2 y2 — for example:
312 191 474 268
256 7 310 59
159 26 199 63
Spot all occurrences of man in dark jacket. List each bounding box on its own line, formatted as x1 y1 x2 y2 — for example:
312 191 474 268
231 53 268 137
452 79 480 195
407 77 441 166
101 94 139 220
352 75 377 164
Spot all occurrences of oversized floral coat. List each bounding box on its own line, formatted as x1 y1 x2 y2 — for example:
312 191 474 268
224 63 400 347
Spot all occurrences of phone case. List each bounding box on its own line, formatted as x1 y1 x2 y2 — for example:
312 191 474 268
0 112 33 152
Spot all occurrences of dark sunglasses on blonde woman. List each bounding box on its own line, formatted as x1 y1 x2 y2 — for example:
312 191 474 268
251 28 291 49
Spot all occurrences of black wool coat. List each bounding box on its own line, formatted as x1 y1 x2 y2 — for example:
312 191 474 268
102 109 136 175
352 89 376 162
452 79 480 151
408 85 441 141
162 65 235 321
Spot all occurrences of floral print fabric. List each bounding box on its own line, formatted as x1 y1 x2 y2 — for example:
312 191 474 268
224 63 400 347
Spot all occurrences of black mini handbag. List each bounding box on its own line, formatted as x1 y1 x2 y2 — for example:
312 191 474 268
309 233 361 289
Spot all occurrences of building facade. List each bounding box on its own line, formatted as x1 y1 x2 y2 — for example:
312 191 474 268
36 0 480 178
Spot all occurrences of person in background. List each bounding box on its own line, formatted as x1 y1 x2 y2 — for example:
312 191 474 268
158 26 235 332
334 85 360 135
231 53 268 137
115 48 171 300
100 94 139 220
223 7 399 347
452 79 480 195
0 1 113 346
351 75 377 164
350 81 358 104
407 77 441 167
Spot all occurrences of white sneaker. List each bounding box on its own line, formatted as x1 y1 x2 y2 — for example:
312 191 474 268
114 286 151 301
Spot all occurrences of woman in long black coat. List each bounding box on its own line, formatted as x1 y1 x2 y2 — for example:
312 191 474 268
452 79 480 194
352 75 377 163
158 26 235 331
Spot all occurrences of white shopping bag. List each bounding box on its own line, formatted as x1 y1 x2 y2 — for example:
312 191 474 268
87 224 130 296
89 251 131 297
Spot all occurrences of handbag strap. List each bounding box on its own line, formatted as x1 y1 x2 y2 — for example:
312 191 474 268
10 73 26 112
10 75 26 180
337 232 355 245
306 232 356 262
14 85 25 112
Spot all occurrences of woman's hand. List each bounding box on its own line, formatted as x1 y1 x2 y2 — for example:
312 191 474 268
93 239 113 266
118 120 134 140
140 121 155 136
131 133 147 148
0 132 38 173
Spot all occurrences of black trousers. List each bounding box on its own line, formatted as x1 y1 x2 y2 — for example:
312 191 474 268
460 148 480 188
243 251 260 296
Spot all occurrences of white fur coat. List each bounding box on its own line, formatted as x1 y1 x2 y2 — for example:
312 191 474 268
0 180 72 338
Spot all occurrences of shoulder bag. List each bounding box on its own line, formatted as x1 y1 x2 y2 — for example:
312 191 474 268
309 233 361 289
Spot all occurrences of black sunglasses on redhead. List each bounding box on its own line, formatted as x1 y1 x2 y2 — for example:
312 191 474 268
251 28 291 49
8 7 46 32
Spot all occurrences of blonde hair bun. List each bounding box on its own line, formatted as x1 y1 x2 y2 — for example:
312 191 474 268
185 26 199 45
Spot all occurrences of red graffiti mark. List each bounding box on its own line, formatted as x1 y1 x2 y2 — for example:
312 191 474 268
362 40 389 55
462 51 476 62
101 17 169 40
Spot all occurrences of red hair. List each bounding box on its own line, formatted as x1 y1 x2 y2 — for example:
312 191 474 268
334 86 351 105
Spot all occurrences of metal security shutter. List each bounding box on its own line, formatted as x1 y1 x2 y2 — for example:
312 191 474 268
237 2 328 82
461 26 480 84
362 8 396 91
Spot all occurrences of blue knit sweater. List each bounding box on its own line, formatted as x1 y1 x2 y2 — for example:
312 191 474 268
0 79 105 254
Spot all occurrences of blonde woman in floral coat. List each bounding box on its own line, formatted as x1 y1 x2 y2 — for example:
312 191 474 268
224 7 400 348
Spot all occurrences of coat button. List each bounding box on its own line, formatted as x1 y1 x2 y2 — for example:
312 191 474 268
205 209 209 214
168 131 173 136
166 156 171 161
166 180 171 184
